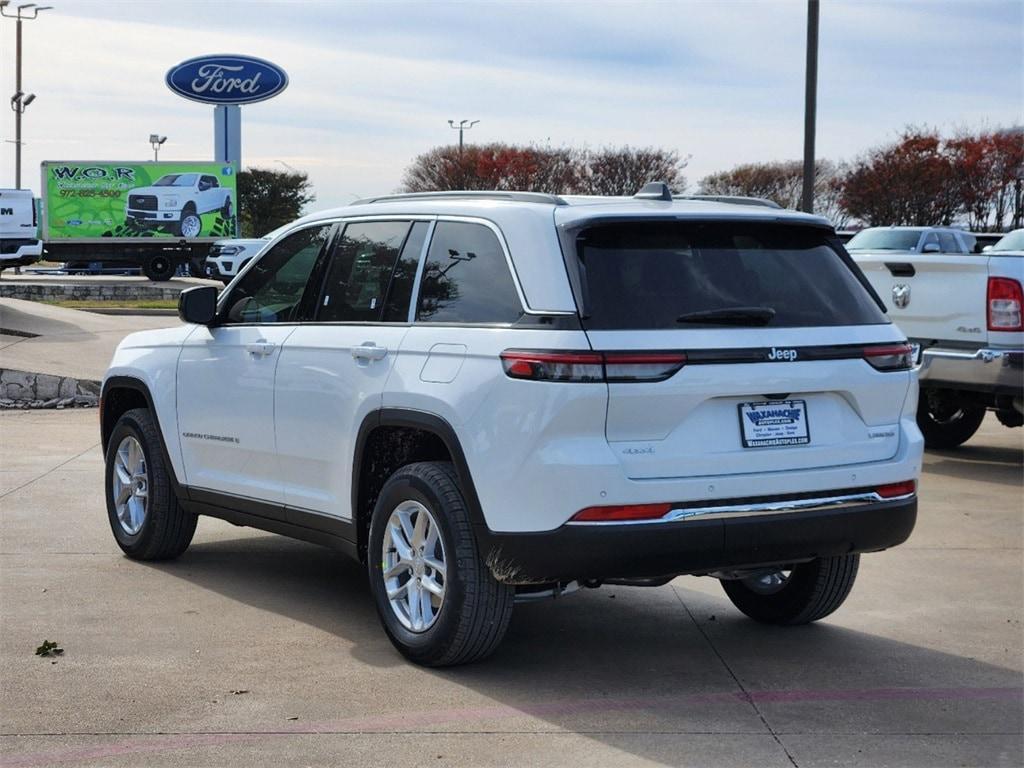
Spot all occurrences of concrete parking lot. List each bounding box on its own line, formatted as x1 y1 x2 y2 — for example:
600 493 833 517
0 409 1021 767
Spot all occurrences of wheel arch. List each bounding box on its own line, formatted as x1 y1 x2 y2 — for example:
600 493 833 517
352 409 487 562
101 376 186 497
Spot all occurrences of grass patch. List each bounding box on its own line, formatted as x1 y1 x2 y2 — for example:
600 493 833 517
43 299 178 310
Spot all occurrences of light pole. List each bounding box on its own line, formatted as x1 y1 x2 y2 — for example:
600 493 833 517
149 134 167 161
1014 165 1024 230
448 119 479 157
2 1 54 189
801 0 819 214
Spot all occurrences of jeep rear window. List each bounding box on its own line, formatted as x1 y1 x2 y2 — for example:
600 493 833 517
574 221 887 330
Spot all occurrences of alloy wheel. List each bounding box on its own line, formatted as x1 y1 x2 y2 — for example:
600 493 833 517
112 436 148 535
381 500 447 632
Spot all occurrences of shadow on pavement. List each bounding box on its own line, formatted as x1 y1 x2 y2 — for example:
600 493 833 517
142 533 1023 766
924 440 1023 486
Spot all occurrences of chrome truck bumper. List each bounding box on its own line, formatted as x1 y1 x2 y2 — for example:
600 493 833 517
917 345 1024 397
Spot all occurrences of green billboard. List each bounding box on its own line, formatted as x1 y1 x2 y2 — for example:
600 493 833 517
42 161 238 242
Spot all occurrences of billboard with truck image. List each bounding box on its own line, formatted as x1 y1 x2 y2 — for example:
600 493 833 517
41 161 238 242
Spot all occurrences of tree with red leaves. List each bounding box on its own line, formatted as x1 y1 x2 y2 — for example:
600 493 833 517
841 130 961 227
698 159 850 227
401 144 685 196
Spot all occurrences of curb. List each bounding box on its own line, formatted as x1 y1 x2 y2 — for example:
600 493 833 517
0 368 101 410
83 308 179 316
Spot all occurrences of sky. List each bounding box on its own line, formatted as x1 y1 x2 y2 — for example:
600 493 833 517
1 0 1021 210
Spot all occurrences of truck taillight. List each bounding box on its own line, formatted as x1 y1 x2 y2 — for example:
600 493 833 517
863 343 913 371
987 277 1023 331
500 350 686 383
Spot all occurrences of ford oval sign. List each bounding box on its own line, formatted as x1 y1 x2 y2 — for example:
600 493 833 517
165 54 288 105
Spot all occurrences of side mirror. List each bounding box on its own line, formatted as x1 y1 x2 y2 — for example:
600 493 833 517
982 244 993 252
922 242 941 253
178 285 218 325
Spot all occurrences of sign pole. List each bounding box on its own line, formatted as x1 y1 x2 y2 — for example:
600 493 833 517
214 105 242 235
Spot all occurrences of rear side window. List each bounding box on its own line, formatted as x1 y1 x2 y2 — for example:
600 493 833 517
416 221 522 323
318 221 412 322
575 221 888 330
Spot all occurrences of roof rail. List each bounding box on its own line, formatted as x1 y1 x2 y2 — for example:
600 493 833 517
349 191 568 206
683 195 782 210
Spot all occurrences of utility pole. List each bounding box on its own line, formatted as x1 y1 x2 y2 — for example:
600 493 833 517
2 2 54 189
448 119 479 157
801 0 819 214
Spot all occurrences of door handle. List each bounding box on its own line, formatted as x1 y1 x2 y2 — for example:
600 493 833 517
351 342 388 361
246 340 277 358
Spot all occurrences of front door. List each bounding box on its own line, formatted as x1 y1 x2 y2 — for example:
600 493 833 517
177 223 334 503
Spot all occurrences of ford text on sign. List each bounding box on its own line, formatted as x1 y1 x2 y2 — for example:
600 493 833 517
165 55 288 105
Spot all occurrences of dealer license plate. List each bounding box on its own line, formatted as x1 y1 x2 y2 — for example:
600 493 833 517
738 400 810 448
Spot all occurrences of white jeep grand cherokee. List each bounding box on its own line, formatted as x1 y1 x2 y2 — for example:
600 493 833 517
101 186 923 666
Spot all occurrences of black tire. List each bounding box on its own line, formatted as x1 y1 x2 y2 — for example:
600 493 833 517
104 408 196 560
221 197 233 219
720 555 860 625
367 461 513 667
142 255 174 281
917 392 986 449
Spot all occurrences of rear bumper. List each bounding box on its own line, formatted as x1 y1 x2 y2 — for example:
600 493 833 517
918 344 1023 397
0 238 42 261
477 494 917 583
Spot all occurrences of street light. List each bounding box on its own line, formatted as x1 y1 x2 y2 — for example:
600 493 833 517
448 119 479 157
149 134 167 161
2 0 53 188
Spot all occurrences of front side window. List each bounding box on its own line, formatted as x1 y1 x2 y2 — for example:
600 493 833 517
416 221 522 323
938 232 960 253
222 224 332 324
318 221 412 322
574 221 888 330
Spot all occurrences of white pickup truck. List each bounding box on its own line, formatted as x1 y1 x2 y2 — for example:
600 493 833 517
849 226 1023 447
0 188 43 270
125 173 233 238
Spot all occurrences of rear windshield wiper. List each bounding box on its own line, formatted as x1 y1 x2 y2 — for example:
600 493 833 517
676 307 776 326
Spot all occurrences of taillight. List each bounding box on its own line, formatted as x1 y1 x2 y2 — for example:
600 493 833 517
499 351 604 382
876 480 916 498
863 343 913 371
500 350 686 383
570 503 672 522
987 277 1023 331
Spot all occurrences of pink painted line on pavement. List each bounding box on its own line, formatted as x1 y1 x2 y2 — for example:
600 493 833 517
3 686 1020 767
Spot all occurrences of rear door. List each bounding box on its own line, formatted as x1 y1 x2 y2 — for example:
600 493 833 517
567 219 912 480
274 219 427 519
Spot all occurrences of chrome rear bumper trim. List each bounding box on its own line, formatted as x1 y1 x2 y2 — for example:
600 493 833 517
567 490 915 526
